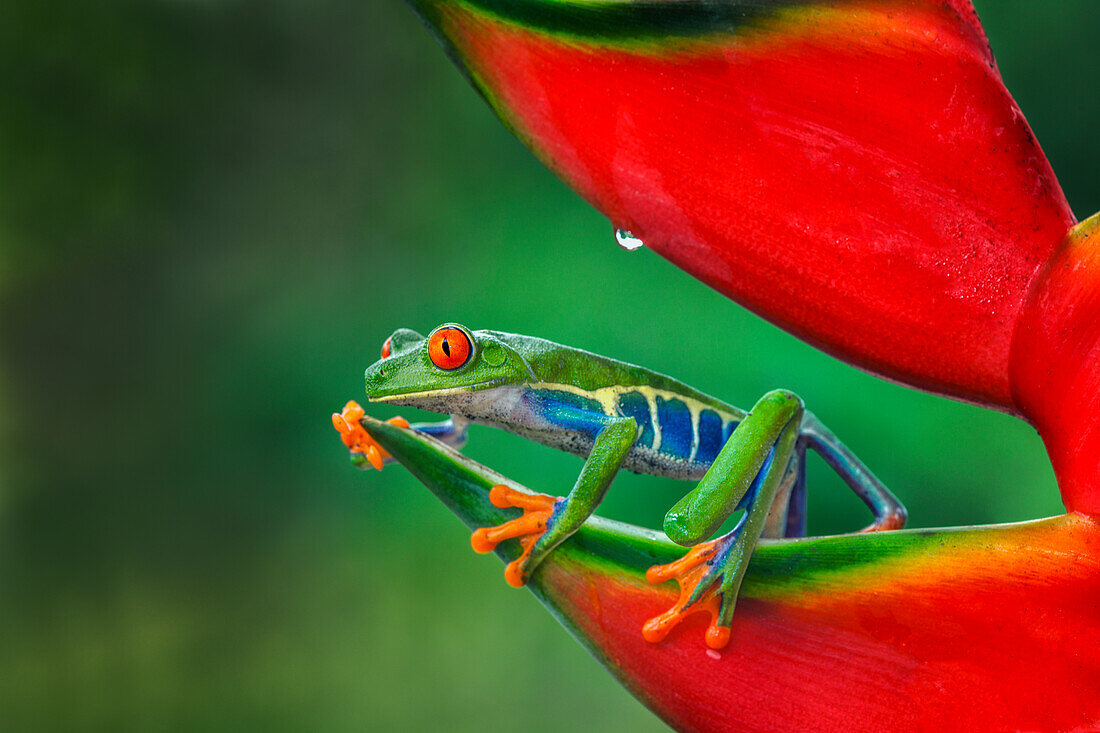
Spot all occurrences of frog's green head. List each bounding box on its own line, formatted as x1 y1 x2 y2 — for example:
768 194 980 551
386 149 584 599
364 323 535 412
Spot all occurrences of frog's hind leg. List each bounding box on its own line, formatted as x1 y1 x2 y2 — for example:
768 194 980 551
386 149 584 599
644 390 803 650
783 457 808 537
761 455 806 540
802 413 907 532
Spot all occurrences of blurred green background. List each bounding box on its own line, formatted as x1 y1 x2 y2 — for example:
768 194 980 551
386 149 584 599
2 1 1097 729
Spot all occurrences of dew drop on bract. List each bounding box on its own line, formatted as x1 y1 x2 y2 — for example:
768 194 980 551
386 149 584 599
615 229 645 251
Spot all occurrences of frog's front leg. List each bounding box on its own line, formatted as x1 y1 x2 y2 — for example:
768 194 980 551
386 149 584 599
333 401 469 470
406 415 470 451
470 416 638 587
644 390 803 650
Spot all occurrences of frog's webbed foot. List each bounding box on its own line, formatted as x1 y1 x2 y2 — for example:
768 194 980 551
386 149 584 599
860 508 908 533
470 484 561 588
331 400 409 470
643 527 746 651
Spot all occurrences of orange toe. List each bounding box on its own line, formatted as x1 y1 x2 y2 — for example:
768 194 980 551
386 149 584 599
471 484 559 587
332 400 403 470
643 538 731 650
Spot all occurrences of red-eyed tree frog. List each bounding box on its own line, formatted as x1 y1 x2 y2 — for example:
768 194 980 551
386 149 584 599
334 323 906 649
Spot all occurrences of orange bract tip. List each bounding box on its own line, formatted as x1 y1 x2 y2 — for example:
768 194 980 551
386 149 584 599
386 416 410 429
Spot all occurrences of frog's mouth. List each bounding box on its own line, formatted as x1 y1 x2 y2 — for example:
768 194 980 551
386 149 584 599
367 378 510 405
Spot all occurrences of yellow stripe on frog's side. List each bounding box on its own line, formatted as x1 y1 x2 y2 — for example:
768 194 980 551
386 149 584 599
529 382 740 461
646 391 662 454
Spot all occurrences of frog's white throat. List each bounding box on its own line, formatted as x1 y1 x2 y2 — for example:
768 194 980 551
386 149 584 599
369 380 523 422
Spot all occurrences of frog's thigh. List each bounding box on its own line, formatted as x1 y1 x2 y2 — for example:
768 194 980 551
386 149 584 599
761 456 801 539
664 390 804 545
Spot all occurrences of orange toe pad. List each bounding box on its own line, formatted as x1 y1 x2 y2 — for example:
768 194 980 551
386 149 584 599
331 400 409 470
470 485 559 588
643 538 731 650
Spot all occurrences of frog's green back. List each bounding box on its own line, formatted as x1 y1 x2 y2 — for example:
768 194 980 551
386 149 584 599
484 330 736 414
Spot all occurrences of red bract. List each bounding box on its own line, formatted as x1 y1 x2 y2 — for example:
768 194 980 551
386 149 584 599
388 1 1100 729
364 419 1100 733
407 0 1100 512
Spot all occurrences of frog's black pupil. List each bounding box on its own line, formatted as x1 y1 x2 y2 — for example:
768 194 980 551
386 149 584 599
442 338 451 356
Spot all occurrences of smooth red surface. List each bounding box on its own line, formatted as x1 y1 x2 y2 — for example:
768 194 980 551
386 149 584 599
444 3 1075 410
433 1 1100 511
1013 217 1100 515
403 4 1100 729
542 517 1100 732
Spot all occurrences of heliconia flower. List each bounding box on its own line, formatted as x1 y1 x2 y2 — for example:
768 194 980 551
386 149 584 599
404 0 1100 513
364 417 1100 732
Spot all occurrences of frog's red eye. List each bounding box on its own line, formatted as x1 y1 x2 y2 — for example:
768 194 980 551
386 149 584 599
428 327 472 370
381 337 392 360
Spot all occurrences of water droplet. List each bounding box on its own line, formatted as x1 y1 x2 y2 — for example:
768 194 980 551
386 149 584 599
615 229 645 251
